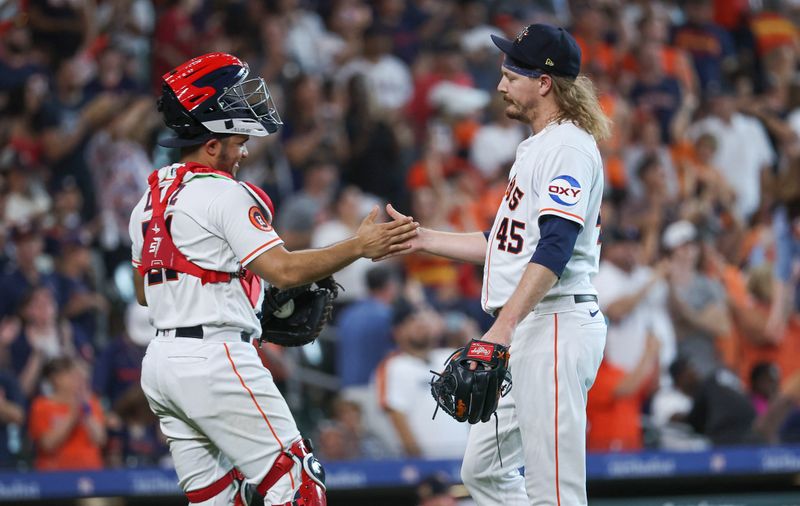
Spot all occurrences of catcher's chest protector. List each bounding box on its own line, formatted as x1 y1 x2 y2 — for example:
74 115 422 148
139 163 236 284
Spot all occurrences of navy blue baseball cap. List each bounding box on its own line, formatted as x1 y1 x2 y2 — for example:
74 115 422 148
491 24 581 79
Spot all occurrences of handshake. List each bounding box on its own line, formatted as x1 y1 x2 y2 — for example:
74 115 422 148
355 204 423 261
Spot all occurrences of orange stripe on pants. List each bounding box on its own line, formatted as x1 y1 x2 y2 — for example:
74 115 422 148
554 313 561 506
223 343 295 490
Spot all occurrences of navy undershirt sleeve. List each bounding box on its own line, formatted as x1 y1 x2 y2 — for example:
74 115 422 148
530 215 581 278
483 230 491 240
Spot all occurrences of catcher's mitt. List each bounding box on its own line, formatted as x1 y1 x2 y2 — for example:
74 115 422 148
260 276 340 346
430 339 512 424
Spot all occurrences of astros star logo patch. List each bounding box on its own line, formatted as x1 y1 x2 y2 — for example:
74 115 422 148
248 206 272 231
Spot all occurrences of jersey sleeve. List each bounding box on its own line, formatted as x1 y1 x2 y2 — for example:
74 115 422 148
207 184 284 267
534 145 595 229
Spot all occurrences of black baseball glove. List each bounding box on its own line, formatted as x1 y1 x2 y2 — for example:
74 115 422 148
260 276 340 347
430 339 512 424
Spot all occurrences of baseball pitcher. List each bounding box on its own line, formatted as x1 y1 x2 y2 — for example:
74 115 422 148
386 25 610 506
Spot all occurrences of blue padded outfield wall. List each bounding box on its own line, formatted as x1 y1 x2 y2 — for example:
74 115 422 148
2 446 800 501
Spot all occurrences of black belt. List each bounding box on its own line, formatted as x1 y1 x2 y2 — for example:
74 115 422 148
493 294 597 317
156 325 252 343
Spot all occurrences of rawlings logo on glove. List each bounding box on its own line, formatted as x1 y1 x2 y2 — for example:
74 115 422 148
260 276 340 347
430 339 512 424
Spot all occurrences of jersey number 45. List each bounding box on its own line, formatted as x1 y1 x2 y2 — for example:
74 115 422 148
495 218 526 254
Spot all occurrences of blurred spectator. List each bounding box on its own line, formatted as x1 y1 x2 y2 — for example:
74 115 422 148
373 299 467 458
468 96 526 180
406 37 473 133
587 334 660 452
9 285 92 398
311 185 374 302
0 370 25 468
766 199 800 340
342 74 408 207
0 224 51 319
151 0 205 92
619 156 679 264
687 84 775 221
594 226 676 380
670 356 762 446
97 305 165 469
49 235 108 343
108 382 166 468
672 0 736 94
621 13 698 96
28 357 106 470
371 0 428 64
2 155 51 229
571 3 617 76
276 157 336 243
623 114 679 204
86 96 157 262
0 25 46 92
93 303 152 410
336 265 400 389
82 45 140 101
282 74 348 171
750 362 780 417
456 0 503 93
275 0 345 76
98 0 155 84
27 0 94 67
336 26 413 113
663 220 732 378
40 59 119 219
315 396 382 461
4 72 50 175
628 40 684 144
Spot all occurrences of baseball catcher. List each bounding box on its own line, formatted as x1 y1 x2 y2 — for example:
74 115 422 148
260 276 340 346
430 339 512 424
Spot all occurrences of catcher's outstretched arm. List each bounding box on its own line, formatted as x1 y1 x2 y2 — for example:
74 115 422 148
249 207 418 289
377 204 487 264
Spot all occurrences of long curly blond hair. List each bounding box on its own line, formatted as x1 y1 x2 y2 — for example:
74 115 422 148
550 75 611 141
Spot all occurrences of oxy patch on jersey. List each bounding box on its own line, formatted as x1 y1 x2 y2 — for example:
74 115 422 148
548 175 582 206
249 206 272 231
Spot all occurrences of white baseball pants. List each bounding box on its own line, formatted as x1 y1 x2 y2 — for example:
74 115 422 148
462 296 606 505
141 333 302 505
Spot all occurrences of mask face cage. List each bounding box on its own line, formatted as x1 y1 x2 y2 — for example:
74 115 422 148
219 77 282 133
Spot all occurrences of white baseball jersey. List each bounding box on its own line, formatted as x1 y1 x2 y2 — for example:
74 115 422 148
129 163 282 338
482 121 603 313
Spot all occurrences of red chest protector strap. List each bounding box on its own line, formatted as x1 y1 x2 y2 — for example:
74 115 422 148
138 162 234 285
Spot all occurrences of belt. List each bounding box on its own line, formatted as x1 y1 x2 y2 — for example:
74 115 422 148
493 294 597 317
156 325 252 343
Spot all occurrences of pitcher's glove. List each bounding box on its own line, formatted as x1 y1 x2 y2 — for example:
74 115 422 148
260 276 340 347
430 339 512 424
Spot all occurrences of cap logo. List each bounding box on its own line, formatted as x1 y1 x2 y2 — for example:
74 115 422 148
515 26 529 43
545 58 554 66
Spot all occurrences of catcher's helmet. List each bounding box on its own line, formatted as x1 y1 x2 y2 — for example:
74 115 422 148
157 52 282 147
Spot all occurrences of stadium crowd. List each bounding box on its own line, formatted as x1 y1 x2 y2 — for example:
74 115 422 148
1 0 800 475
